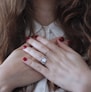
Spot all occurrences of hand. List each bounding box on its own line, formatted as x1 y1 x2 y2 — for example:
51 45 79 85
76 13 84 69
0 36 68 92
50 37 69 46
22 36 91 92
0 44 43 91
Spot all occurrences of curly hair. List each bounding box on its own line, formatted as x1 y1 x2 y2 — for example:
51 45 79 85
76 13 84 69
0 0 91 91
58 0 91 61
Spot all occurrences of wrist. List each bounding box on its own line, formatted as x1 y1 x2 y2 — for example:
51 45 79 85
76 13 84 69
0 66 13 92
0 76 12 92
0 85 11 92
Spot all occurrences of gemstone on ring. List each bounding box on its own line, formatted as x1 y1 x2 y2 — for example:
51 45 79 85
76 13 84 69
41 57 47 65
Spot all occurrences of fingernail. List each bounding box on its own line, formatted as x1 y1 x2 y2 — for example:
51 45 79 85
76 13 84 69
59 37 64 42
23 57 28 62
23 45 27 49
30 45 33 47
68 40 71 45
23 47 30 55
32 35 39 39
26 37 30 41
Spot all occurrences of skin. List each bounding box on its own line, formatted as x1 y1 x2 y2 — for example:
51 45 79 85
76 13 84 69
0 37 67 92
0 0 91 92
0 0 57 91
23 36 91 92
0 44 43 92
32 0 57 25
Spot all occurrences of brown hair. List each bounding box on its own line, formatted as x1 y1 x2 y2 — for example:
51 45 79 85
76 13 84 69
0 0 33 61
57 0 91 61
0 0 91 91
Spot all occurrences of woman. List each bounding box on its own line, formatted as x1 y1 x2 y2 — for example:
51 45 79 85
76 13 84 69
0 0 91 92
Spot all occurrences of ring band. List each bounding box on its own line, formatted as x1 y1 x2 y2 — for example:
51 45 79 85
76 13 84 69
40 57 47 65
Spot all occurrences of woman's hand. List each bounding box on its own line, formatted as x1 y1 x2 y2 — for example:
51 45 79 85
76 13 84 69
22 36 91 92
0 36 68 92
0 44 43 92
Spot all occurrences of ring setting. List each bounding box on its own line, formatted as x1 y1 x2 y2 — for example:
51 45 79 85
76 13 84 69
40 57 47 65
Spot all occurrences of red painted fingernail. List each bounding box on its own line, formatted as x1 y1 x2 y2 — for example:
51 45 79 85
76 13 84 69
59 37 64 42
68 40 71 45
23 45 27 49
23 57 27 62
26 37 30 41
35 35 39 39
33 35 39 39
30 45 33 47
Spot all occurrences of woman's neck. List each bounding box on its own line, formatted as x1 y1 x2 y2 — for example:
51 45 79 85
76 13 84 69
32 0 57 26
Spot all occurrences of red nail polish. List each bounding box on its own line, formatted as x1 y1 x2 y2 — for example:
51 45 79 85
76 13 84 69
68 40 71 45
23 57 27 62
59 37 64 42
35 35 39 38
26 37 30 41
23 45 27 49
33 35 39 39
30 45 33 47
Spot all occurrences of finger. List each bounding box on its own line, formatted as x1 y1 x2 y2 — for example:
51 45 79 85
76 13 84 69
50 37 59 44
22 57 49 77
35 36 64 53
27 38 62 64
58 37 70 45
18 43 29 50
57 39 74 52
27 38 53 56
63 40 69 45
23 46 50 67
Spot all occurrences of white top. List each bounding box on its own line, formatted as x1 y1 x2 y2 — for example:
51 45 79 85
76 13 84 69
30 21 64 40
34 21 64 40
24 21 66 92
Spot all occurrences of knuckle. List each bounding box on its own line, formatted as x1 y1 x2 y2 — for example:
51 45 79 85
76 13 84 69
29 56 35 60
45 40 50 45
35 64 42 71
39 54 45 59
45 49 51 56
40 45 45 49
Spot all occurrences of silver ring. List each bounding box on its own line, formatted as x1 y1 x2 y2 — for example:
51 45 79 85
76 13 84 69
40 57 47 65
